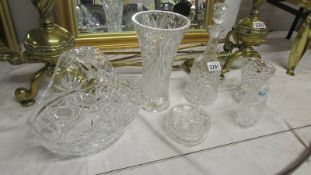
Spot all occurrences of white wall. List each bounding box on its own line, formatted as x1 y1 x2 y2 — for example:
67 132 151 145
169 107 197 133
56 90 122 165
8 0 39 44
222 0 241 34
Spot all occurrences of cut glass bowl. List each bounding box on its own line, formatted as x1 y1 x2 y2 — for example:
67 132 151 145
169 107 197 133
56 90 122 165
28 47 141 157
164 104 211 147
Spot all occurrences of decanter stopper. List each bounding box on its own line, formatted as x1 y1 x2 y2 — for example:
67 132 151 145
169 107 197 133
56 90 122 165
213 2 228 25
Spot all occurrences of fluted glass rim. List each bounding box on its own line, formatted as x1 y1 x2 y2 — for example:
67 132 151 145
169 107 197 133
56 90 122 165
131 10 191 32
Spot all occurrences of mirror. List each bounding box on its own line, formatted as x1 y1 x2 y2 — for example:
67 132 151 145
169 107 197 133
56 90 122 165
75 0 208 33
0 0 20 54
55 0 217 49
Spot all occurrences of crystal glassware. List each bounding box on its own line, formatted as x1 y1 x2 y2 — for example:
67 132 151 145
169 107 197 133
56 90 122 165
75 4 85 29
184 25 223 105
137 0 143 12
76 4 103 33
233 58 276 128
213 2 229 25
101 0 123 32
164 104 211 147
184 2 227 105
132 10 190 112
28 47 140 157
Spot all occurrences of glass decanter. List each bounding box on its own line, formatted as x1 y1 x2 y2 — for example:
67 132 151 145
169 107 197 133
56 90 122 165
184 2 227 105
184 26 223 105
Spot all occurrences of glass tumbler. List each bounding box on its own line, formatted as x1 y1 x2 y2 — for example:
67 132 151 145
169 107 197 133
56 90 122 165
234 58 276 128
132 10 190 112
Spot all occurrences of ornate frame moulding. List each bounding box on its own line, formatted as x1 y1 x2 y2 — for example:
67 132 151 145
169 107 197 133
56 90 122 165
0 0 20 54
55 0 218 49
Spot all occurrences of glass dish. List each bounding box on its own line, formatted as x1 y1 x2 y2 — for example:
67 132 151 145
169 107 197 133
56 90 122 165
164 104 211 147
28 47 141 157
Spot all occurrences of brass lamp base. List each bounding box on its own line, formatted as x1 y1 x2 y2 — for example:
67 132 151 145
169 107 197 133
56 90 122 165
1 0 74 107
220 0 268 78
287 13 311 76
221 46 261 78
15 64 55 107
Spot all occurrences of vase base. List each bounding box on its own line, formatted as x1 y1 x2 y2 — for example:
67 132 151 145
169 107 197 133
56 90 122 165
183 88 216 106
142 99 169 113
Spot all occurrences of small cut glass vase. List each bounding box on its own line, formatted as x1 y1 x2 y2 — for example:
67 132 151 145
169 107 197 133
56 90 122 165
132 10 190 112
101 0 123 32
233 58 276 128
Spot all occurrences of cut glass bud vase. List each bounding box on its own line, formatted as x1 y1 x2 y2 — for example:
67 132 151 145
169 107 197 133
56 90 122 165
132 10 190 112
28 47 141 157
101 0 123 32
233 58 276 128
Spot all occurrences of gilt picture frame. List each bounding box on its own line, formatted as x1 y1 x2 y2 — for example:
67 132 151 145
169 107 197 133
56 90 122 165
0 0 19 54
55 0 217 50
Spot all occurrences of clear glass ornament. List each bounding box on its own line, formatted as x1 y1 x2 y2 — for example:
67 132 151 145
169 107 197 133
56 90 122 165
137 0 143 12
213 2 228 25
28 47 141 157
101 0 123 32
75 4 102 33
132 10 190 112
233 58 276 128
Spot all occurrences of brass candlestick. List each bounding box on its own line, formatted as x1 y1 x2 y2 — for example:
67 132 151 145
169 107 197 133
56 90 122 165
287 1 311 76
0 0 74 107
220 0 268 78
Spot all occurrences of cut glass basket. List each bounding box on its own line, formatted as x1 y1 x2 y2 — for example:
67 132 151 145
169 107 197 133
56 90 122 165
28 47 141 157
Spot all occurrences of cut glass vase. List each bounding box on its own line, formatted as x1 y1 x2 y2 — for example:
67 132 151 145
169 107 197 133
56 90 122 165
132 10 190 112
101 0 123 32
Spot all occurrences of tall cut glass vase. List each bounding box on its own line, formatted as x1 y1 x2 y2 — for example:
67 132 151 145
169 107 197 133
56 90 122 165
101 0 123 32
132 10 190 112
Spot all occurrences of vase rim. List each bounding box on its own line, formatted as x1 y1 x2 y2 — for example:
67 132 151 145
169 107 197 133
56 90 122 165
131 10 191 32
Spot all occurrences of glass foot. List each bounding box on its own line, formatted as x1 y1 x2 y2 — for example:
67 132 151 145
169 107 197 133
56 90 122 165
142 98 169 113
